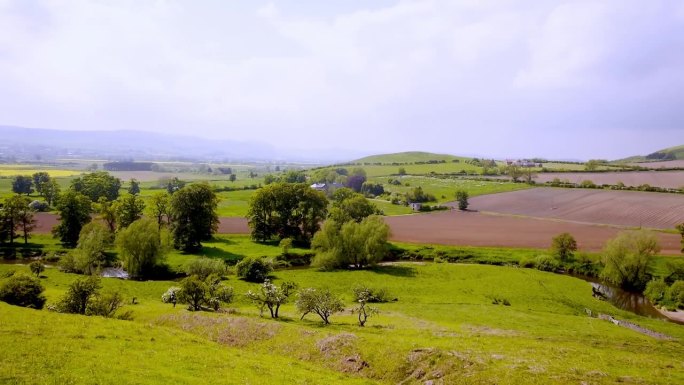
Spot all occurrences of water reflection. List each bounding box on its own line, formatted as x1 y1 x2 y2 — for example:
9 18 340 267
574 274 682 324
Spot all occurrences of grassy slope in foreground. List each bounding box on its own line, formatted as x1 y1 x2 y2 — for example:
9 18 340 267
2 261 684 384
0 303 372 385
352 151 468 164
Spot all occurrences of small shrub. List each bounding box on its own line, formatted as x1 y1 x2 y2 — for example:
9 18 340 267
0 274 46 309
518 257 535 268
644 279 669 304
184 257 227 280
161 287 181 304
296 287 344 324
175 275 233 311
352 285 392 303
550 233 577 262
236 257 273 282
279 238 293 255
669 281 684 307
28 200 49 212
86 290 125 318
56 276 102 314
245 279 296 318
29 261 45 277
534 255 560 272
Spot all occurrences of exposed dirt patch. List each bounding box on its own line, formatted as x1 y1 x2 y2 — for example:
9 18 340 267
33 212 59 234
216 217 251 233
400 347 483 385
462 325 519 337
156 313 280 347
466 188 684 229
316 333 369 373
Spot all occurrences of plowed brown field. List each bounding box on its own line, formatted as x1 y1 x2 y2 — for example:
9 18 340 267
534 171 684 189
465 188 684 229
383 210 682 254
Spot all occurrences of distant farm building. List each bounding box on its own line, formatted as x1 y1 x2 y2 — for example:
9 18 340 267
409 202 422 211
310 182 344 193
505 159 540 168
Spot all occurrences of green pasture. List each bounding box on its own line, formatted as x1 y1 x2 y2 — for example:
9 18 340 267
373 176 531 203
1 256 683 384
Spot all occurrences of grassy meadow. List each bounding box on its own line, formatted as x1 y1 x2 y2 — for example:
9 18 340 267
1 253 683 384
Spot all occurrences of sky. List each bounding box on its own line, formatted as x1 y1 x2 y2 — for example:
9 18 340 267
1 0 683 160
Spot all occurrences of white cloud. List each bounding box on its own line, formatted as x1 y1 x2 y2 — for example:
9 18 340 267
0 0 682 159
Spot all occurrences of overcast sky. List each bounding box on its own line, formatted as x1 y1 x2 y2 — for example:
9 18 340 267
1 0 683 160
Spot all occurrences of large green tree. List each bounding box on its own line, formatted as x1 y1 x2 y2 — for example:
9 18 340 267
1 195 34 245
64 222 113 275
115 193 145 229
312 215 390 269
247 183 328 243
600 230 660 291
116 217 171 279
42 179 61 207
328 188 377 224
32 172 51 197
53 191 92 247
11 175 33 195
147 192 171 230
70 171 122 202
169 183 219 252
13 196 36 244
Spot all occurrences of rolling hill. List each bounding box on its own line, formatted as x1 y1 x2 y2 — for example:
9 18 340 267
616 144 684 163
352 151 470 164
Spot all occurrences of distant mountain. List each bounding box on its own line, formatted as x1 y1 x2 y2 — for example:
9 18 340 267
351 151 470 164
616 145 684 163
0 125 353 163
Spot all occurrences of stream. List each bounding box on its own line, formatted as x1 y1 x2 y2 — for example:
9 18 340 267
571 273 683 325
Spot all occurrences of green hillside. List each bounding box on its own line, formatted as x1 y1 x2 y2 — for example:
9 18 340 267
616 144 684 163
2 257 684 384
352 151 468 164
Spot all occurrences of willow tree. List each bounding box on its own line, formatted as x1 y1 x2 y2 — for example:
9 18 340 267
116 218 171 279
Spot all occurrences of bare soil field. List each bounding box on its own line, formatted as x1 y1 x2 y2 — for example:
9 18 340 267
465 188 684 229
535 171 684 189
34 213 59 234
34 206 682 254
629 160 684 169
384 210 682 254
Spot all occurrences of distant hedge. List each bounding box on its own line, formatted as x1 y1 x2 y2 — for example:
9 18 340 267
103 162 154 171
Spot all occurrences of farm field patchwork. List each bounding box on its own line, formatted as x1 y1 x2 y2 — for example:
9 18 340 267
467 187 684 229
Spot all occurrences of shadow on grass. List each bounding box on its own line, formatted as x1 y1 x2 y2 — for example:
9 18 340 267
200 246 244 265
207 237 238 246
368 265 416 277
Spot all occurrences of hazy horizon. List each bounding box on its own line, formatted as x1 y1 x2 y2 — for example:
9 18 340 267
1 1 683 160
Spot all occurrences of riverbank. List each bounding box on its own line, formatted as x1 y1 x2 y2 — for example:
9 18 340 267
658 308 684 323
